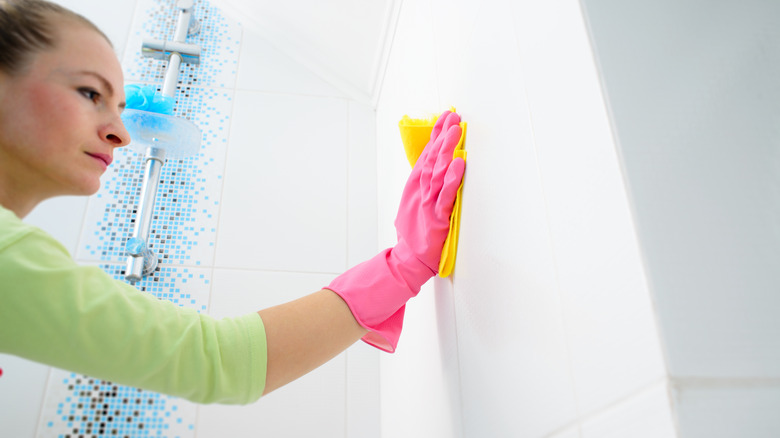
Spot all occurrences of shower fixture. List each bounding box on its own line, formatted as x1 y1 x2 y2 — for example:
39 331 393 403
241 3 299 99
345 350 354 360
122 0 203 282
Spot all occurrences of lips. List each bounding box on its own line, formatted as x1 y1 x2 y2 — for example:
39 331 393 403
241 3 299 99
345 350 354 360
86 152 113 168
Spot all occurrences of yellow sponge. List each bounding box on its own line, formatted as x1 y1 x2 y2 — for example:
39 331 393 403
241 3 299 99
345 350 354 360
398 111 467 278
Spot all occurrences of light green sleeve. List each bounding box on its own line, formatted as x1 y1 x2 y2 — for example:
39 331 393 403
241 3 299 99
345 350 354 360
0 216 267 404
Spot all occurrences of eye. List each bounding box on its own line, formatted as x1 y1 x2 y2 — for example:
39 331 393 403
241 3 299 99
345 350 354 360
78 87 101 103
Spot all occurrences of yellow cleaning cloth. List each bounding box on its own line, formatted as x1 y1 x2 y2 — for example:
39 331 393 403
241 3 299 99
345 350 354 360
398 112 467 278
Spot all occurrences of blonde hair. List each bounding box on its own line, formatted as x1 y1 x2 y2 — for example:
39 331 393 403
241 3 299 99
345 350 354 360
0 0 110 75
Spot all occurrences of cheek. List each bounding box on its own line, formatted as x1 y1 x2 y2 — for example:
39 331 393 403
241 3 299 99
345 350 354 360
21 87 85 147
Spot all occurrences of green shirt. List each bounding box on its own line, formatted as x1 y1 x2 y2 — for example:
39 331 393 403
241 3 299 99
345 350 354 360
0 205 266 404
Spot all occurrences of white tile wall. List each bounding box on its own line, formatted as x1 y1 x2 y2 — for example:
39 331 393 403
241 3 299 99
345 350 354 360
53 0 137 60
347 101 379 265
236 29 347 98
0 355 50 437
511 0 666 416
216 91 349 273
376 0 671 436
25 196 88 256
549 426 582 438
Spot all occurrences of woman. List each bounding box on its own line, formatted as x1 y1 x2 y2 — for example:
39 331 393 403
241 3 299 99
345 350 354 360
0 0 465 404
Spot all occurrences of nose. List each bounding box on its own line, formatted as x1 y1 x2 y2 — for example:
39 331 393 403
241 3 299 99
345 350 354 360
100 114 132 147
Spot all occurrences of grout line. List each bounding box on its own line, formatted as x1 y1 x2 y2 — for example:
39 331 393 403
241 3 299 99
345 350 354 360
344 97 352 437
32 367 54 437
543 377 671 437
206 24 244 318
344 349 350 438
346 100 352 270
446 276 466 438
671 376 780 388
370 0 404 109
582 377 670 425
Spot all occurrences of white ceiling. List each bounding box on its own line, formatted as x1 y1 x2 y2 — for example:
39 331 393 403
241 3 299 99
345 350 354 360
211 0 401 106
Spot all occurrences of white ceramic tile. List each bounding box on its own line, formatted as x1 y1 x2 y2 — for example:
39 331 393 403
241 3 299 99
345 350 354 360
379 280 463 438
346 343 380 438
674 382 780 438
24 196 88 257
216 91 348 273
581 381 676 438
549 426 582 438
52 0 137 60
0 354 50 438
510 0 667 416
430 0 481 105
348 101 379 266
201 269 349 437
579 0 780 379
236 29 348 98
208 269 335 318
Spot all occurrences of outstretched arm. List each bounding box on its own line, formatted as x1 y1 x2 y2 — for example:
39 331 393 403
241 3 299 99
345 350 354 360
258 110 465 395
258 289 367 395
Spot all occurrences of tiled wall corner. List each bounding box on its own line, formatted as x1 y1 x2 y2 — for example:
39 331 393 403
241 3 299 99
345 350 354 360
580 381 676 438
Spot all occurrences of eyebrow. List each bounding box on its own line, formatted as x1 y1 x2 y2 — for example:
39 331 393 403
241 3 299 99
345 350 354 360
74 70 126 110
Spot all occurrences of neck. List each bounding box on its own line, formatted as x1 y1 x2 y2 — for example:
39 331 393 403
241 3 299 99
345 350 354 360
0 144 54 219
0 181 44 218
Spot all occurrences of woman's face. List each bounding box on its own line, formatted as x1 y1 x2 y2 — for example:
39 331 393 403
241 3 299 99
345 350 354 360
0 20 130 200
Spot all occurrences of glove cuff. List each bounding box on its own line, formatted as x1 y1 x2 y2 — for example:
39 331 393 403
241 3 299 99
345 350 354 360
326 244 434 352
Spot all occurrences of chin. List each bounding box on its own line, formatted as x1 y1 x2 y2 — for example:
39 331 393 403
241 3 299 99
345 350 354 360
68 176 102 197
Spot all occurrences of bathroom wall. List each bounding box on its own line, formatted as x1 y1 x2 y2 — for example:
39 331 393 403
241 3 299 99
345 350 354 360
374 0 673 436
580 0 780 436
0 0 379 437
4 1 775 437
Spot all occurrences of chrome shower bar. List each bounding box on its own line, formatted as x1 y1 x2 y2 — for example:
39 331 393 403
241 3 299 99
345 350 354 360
125 0 201 282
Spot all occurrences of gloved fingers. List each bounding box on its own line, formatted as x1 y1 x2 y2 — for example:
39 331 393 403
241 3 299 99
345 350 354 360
435 157 465 220
430 123 462 194
429 110 453 146
415 110 451 174
420 112 460 195
418 112 459 171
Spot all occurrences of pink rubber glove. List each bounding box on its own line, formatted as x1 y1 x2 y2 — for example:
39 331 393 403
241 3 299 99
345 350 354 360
326 111 465 352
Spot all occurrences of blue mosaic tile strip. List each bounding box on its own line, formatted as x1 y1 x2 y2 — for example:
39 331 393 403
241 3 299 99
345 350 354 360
122 0 241 89
39 372 196 438
97 263 212 312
